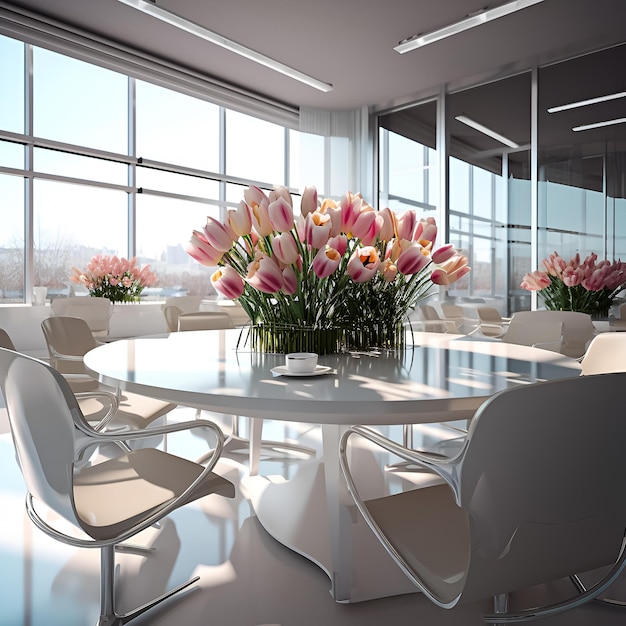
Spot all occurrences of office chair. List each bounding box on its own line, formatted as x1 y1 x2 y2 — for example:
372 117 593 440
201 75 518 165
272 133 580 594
340 374 626 623
41 316 176 430
0 346 234 626
51 296 112 337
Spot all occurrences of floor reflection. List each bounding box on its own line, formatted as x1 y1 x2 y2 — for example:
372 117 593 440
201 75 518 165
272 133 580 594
1 407 625 626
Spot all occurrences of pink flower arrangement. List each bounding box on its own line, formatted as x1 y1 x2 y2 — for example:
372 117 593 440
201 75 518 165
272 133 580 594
70 255 157 303
521 251 626 316
186 185 470 352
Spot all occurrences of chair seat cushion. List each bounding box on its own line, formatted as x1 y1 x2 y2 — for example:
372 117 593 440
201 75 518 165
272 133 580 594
73 448 234 540
365 483 470 604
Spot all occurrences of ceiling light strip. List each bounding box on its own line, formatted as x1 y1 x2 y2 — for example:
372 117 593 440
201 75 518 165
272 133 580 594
548 91 626 113
455 115 519 148
116 0 333 92
572 117 626 132
394 0 544 54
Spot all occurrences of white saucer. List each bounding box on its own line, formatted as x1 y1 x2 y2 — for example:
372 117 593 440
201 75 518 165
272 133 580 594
271 365 333 377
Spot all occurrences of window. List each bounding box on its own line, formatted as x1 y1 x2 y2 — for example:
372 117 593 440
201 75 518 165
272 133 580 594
33 48 128 153
0 33 340 303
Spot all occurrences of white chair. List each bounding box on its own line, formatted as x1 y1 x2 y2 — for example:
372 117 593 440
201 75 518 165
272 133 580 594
163 304 184 332
580 332 626 375
475 306 511 338
440 304 474 333
162 295 202 313
41 316 176 430
51 296 112 337
510 310 596 359
415 305 452 333
177 311 233 331
0 346 234 626
340 374 626 623
500 314 563 352
162 296 203 332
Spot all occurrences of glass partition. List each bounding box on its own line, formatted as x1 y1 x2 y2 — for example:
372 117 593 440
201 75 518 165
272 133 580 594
538 44 626 263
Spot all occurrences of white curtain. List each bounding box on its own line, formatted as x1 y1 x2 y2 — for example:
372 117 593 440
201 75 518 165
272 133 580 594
299 106 372 201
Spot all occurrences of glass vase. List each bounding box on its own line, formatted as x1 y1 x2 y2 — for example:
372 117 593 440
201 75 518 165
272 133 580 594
246 320 406 355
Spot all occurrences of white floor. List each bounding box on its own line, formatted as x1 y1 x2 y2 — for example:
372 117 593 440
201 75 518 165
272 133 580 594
1 407 625 626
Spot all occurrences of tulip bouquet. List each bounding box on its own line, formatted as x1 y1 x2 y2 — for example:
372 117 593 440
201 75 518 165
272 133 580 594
186 185 470 353
521 251 626 317
70 254 157 303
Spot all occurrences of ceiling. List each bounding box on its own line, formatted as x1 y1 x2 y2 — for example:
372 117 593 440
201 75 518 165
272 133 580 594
4 0 626 112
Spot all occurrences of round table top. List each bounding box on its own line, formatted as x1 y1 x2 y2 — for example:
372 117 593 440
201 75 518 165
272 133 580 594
84 329 582 425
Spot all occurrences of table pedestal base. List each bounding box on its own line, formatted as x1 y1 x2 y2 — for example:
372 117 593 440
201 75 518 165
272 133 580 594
243 425 419 603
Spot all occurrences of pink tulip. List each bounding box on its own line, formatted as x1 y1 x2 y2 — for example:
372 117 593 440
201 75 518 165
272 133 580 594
244 185 268 210
272 232 300 266
396 241 429 275
431 244 456 264
295 214 306 242
268 197 294 232
211 265 245 299
351 209 378 244
305 211 332 249
520 270 550 291
228 201 253 237
377 208 396 242
347 246 380 283
380 259 398 282
246 254 283 293
583 267 610 291
327 234 347 257
269 185 293 207
251 198 274 237
300 186 318 217
543 252 567 278
281 266 298 295
431 254 470 286
396 210 417 241
340 192 363 233
320 204 342 237
562 267 582 287
203 216 235 252
186 230 224 266
414 217 437 245
313 246 342 279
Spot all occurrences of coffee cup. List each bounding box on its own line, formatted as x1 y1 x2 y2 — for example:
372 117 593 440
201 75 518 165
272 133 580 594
285 352 318 374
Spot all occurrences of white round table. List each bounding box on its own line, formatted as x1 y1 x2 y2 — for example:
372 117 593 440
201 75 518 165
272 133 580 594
84 329 581 603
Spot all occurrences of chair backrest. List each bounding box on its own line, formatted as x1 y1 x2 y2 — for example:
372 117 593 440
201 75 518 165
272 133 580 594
177 311 233 331
501 316 563 350
580 332 626 375
41 316 98 376
476 307 504 324
419 304 441 321
0 347 85 524
51 297 112 336
163 305 184 332
161 296 202 314
458 373 626 603
440 304 465 320
0 328 16 350
510 310 595 358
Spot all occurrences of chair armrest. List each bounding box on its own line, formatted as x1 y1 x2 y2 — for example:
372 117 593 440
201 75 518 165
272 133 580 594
339 425 463 501
58 418 230 548
74 390 119 431
48 345 85 362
